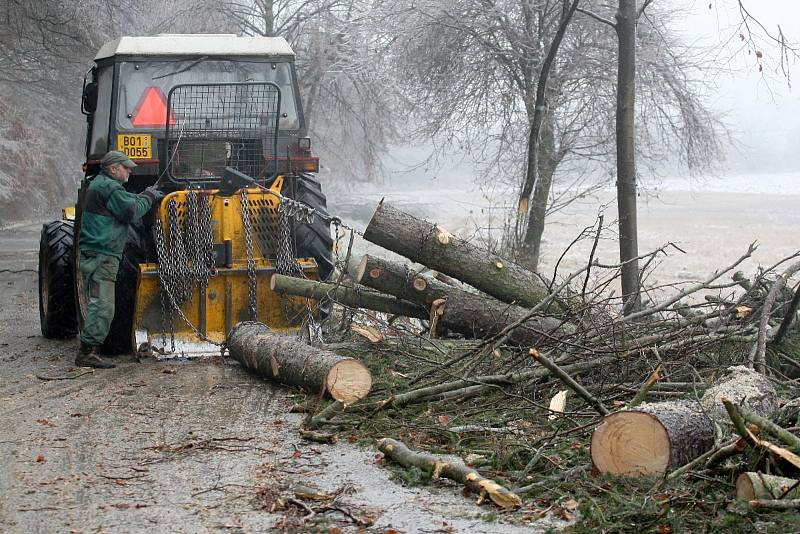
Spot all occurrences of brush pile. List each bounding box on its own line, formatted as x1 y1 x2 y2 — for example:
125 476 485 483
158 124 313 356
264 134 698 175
273 201 800 528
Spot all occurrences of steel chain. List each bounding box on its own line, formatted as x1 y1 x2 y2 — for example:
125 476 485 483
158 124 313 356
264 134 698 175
149 185 366 352
153 194 222 352
240 190 258 320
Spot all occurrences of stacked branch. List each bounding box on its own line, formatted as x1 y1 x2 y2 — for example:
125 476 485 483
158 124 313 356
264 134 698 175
288 201 800 510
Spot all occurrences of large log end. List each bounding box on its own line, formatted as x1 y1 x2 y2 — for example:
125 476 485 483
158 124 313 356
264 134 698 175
326 359 372 404
590 411 671 476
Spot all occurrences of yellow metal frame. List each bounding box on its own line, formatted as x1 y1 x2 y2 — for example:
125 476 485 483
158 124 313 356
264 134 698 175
134 178 319 349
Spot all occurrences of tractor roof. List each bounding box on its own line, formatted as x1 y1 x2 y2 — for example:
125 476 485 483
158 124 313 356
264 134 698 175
95 34 295 61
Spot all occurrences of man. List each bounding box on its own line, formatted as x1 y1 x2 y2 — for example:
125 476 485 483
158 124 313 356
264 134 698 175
77 151 164 368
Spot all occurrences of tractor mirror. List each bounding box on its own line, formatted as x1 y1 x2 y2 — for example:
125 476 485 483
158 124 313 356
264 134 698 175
82 81 98 114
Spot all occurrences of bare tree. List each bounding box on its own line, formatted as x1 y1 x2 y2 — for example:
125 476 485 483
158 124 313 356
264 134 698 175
390 0 725 285
0 0 224 222
215 0 401 183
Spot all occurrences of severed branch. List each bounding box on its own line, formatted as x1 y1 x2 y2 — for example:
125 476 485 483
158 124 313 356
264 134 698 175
728 401 800 453
528 349 609 415
379 354 620 411
618 242 757 325
378 438 521 509
628 362 662 408
748 499 800 510
751 258 800 371
305 401 346 430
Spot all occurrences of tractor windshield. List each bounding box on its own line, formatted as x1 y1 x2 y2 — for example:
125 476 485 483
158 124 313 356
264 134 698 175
116 60 300 131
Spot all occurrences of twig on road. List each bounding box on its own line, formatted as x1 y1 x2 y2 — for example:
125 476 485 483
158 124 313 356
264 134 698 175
36 370 94 381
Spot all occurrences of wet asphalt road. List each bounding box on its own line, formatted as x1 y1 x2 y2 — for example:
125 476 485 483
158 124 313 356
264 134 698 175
0 220 547 533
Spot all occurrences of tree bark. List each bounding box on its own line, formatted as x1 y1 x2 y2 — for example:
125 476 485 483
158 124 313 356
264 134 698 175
362 201 552 309
615 0 641 314
377 438 522 509
269 274 427 319
355 255 449 306
523 111 558 270
356 255 568 344
227 321 372 404
591 366 778 476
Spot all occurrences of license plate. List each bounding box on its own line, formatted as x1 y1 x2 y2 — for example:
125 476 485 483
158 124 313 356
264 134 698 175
117 134 152 159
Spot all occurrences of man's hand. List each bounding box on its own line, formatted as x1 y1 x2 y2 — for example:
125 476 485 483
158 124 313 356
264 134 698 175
144 185 166 203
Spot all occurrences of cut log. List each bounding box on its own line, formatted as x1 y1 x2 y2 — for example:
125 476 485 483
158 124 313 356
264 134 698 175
699 365 777 422
362 201 551 308
377 438 521 509
591 366 778 476
737 472 800 501
357 254 568 344
269 274 427 319
227 322 372 404
591 400 715 475
356 254 448 306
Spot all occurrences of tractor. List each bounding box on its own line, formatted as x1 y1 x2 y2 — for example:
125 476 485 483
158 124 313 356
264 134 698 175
38 34 334 357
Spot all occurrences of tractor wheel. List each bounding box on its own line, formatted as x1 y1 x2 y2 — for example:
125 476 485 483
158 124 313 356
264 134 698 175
98 220 151 355
39 220 78 338
285 174 334 281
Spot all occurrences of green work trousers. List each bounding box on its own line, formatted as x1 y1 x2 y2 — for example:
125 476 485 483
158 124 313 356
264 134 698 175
78 251 120 347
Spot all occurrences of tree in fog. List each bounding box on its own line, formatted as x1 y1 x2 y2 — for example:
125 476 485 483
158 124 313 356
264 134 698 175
387 0 724 274
215 0 401 183
0 0 224 221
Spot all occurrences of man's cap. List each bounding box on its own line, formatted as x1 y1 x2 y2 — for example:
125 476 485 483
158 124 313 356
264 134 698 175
100 150 137 169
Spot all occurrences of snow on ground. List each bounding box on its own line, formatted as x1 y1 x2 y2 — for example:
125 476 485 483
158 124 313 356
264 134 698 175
330 171 800 296
656 172 800 195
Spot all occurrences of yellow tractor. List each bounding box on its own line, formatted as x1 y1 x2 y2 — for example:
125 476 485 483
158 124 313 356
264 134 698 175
38 34 333 357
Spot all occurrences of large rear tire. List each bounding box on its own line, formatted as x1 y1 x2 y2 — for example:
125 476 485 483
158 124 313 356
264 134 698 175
285 174 334 281
39 220 78 338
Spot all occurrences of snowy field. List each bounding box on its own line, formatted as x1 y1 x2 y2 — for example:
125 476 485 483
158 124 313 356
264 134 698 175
330 171 800 293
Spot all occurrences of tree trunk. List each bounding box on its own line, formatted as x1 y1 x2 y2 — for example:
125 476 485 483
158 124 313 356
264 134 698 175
377 438 522 509
355 255 449 306
263 0 274 36
227 321 372 404
523 111 558 270
737 472 800 501
591 366 778 476
356 254 569 345
269 274 427 319
615 0 641 314
362 201 552 309
517 0 581 269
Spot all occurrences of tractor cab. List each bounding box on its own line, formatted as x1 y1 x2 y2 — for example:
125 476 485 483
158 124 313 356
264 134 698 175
82 34 318 186
39 35 333 358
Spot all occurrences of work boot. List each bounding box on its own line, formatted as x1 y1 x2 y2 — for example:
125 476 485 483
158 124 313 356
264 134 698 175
76 342 115 369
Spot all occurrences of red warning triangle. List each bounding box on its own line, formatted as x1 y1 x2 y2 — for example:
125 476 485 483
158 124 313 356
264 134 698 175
131 87 176 128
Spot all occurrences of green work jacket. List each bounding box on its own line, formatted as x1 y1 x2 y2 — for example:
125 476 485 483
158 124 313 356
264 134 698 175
78 172 156 259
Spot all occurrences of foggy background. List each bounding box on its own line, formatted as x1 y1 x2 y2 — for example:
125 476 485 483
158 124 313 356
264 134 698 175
0 0 798 223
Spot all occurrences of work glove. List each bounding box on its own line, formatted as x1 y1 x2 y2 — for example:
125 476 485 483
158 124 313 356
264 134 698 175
144 185 166 203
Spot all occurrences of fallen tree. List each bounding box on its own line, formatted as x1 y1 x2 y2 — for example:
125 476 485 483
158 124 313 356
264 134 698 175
269 274 427 319
362 201 553 309
356 254 569 344
227 321 373 403
591 366 778 476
